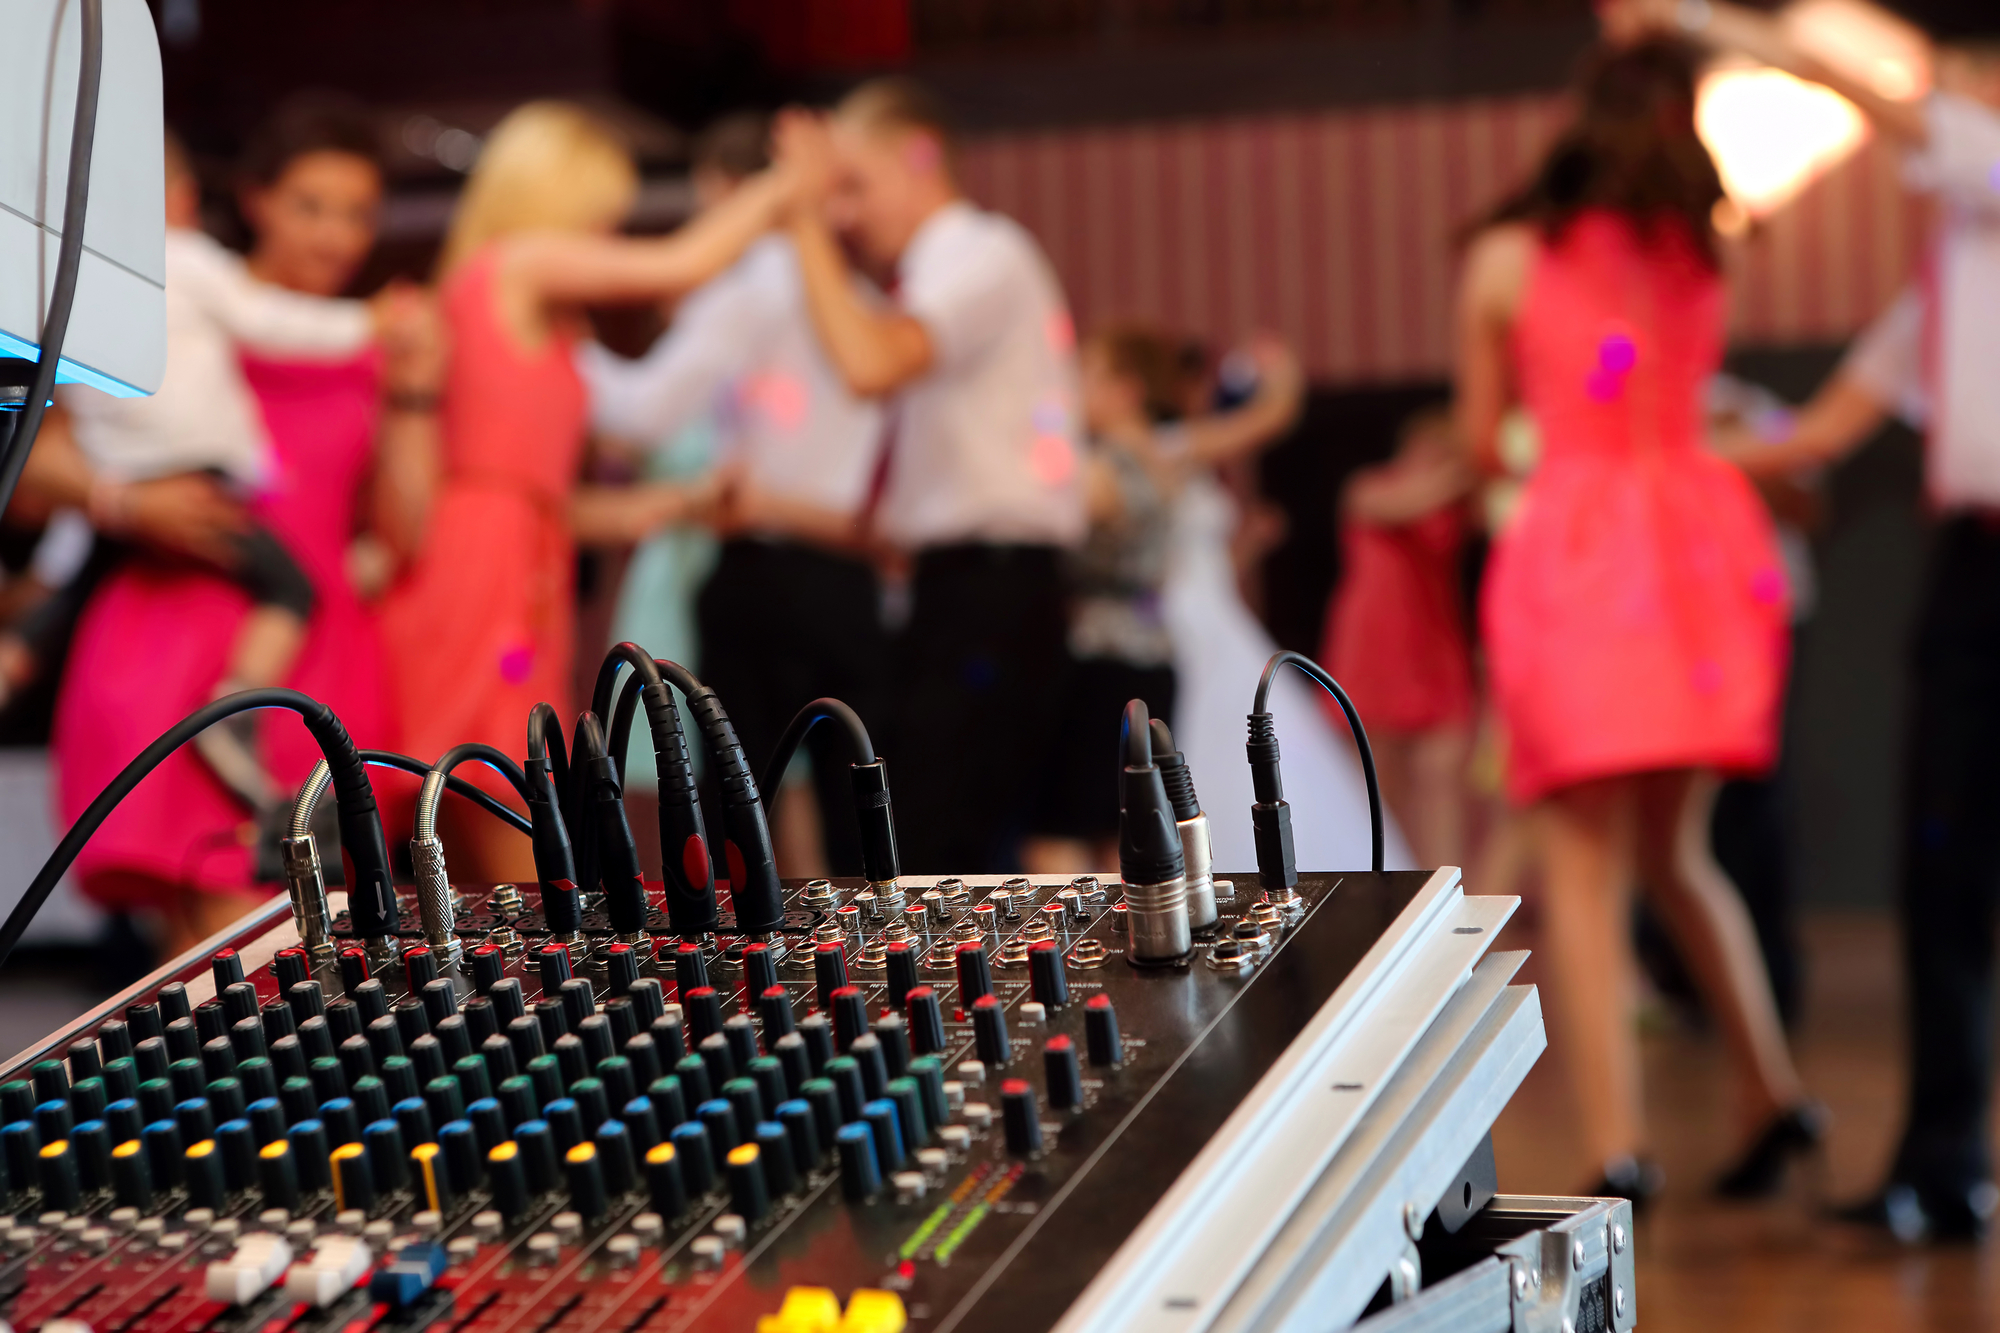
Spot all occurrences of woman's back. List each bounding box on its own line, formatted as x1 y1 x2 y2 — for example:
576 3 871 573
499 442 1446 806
1512 209 1724 471
438 249 587 496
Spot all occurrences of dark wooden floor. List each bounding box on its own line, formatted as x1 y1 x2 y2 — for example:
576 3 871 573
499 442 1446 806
1489 911 2000 1332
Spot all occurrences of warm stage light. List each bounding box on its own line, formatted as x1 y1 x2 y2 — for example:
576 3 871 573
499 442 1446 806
1696 63 1868 217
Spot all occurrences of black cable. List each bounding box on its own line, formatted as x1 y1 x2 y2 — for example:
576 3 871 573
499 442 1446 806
1249 650 1385 877
758 697 899 887
358 751 531 835
525 703 576 883
592 643 665 786
428 743 533 806
1 687 391 971
595 645 714 934
651 656 782 932
757 699 876 801
0 0 102 520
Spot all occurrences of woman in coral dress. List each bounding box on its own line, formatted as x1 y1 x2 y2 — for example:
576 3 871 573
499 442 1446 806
1460 39 1815 1201
378 102 794 878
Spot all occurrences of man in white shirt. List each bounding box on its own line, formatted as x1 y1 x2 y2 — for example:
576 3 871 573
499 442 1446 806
777 79 1086 871
1653 0 2000 1240
577 114 887 874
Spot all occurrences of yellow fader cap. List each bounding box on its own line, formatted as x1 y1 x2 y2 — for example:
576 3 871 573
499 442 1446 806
841 1289 908 1333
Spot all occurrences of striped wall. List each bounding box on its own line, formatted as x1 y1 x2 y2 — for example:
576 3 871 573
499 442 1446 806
959 94 1927 385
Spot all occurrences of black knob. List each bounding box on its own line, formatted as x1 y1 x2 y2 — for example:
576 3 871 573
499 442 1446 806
489 978 527 1027
1001 1079 1043 1155
908 1056 949 1130
1085 996 1123 1067
627 979 665 1029
1028 941 1070 1009
394 1095 435 1150
165 1017 201 1065
210 948 246 993
906 988 946 1055
778 1098 821 1168
673 943 709 996
423 978 459 1028
111 1137 153 1210
471 943 506 995
837 1121 881 1199
326 998 363 1046
339 1035 376 1087
813 945 848 1011
288 1120 331 1190
578 1014 616 1068
405 946 438 991
645 1140 687 1217
698 1033 736 1090
157 981 192 1025
338 947 370 994
394 998 429 1047
482 1034 520 1088
202 1036 239 1084
506 1015 545 1068
886 942 919 1011
552 1034 589 1089
754 1120 796 1195
351 979 389 1026
538 943 574 997
830 987 869 1051
412 1140 455 1213
216 1119 258 1191
743 943 779 997
823 1056 865 1124
625 1035 664 1090
67 1038 103 1086
884 1077 928 1149
773 1033 811 1097
672 1054 711 1108
723 1015 760 1070
535 999 569 1048
566 1140 610 1219
39 1137 81 1212
797 1014 834 1076
726 1140 770 1221
462 996 499 1048
126 1001 164 1045
410 1034 449 1086
861 1098 904 1171
559 977 595 1030
972 995 1010 1068
298 1015 336 1065
275 948 310 994
194 999 229 1046
257 1136 300 1209
849 1035 888 1103
872 1015 911 1079
670 1123 715 1196
652 1013 689 1066
517 1120 560 1192
1044 1036 1083 1109
604 943 640 997
683 988 724 1047
955 944 993 1005
758 986 796 1043
97 1018 135 1065
487 1141 532 1221
366 1016 404 1068
133 1035 169 1084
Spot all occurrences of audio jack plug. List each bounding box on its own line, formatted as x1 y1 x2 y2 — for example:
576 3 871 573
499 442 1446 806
1149 718 1218 931
1246 651 1387 901
1118 700 1191 965
598 647 717 937
573 713 652 944
760 699 901 894
525 703 578 888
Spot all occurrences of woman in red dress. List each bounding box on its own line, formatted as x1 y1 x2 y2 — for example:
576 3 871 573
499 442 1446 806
378 103 793 880
1459 39 1815 1200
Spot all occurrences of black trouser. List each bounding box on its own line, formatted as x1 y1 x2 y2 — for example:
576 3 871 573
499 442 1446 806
1893 516 2000 1194
890 544 1068 872
695 539 887 876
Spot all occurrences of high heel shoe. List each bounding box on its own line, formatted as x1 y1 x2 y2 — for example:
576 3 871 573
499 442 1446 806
1587 1155 1665 1212
1713 1101 1828 1199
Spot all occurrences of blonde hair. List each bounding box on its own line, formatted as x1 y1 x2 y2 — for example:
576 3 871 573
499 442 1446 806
438 102 637 276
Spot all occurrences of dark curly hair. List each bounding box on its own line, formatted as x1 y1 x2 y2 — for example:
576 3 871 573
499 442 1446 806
1484 38 1725 268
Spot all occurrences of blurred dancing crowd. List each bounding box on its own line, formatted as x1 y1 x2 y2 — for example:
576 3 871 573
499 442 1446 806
6 0 2000 1240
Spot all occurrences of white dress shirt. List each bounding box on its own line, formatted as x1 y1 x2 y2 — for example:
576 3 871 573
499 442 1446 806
60 228 373 487
1874 92 2000 510
577 235 882 521
876 201 1087 550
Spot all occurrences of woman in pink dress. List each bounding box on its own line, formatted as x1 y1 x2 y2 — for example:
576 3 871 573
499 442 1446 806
378 102 794 880
50 103 434 955
1459 39 1815 1200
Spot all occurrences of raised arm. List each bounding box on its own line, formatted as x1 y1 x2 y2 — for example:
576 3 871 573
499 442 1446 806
1453 225 1533 476
187 236 378 358
576 266 765 443
787 210 934 397
1624 0 1928 143
508 167 794 308
1170 336 1307 470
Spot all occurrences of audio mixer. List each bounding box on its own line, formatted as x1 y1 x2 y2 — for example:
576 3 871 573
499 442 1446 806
0 651 1636 1333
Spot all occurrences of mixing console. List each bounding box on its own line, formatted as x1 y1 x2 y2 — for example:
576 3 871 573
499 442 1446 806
0 867 1492 1333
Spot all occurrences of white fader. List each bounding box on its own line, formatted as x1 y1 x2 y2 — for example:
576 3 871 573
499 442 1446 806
285 1236 374 1307
1 0 165 397
205 1234 293 1306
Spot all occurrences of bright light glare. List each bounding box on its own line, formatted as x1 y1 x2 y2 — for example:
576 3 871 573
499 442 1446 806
1783 0 1930 102
1696 65 1868 217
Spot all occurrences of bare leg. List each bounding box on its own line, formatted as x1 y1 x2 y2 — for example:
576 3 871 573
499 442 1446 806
1022 838 1094 877
1633 768 1804 1139
772 780 829 879
1406 725 1471 868
1371 734 1415 858
229 606 309 689
1532 777 1645 1171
